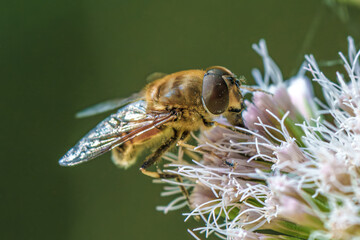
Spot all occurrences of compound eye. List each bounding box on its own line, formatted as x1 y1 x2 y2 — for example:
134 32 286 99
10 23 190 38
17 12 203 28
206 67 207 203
202 69 229 115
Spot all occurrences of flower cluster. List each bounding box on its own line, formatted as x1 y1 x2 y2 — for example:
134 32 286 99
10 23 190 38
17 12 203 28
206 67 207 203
157 37 360 240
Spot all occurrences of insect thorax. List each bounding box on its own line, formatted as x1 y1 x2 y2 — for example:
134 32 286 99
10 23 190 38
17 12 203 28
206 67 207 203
147 71 204 107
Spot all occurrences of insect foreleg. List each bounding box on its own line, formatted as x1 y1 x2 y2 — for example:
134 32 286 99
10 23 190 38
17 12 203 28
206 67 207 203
212 121 251 135
202 117 250 135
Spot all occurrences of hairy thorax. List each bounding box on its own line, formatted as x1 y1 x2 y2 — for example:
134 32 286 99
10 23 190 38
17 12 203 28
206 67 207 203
146 70 204 107
145 70 210 131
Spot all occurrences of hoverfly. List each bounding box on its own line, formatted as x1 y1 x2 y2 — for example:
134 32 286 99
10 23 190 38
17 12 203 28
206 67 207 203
59 66 256 177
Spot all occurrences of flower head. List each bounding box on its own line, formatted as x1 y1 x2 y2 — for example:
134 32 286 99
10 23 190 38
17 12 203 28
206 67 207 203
157 37 360 240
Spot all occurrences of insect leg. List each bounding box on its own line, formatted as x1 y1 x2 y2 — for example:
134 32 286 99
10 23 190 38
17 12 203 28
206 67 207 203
140 130 191 173
182 148 202 162
174 131 192 205
179 130 190 141
176 130 190 154
139 129 191 204
213 121 252 136
174 176 190 205
176 131 190 162
140 128 181 177
202 116 249 135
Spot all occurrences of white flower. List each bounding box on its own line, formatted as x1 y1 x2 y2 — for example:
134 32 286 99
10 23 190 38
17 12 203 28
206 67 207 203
157 37 360 240
287 71 318 120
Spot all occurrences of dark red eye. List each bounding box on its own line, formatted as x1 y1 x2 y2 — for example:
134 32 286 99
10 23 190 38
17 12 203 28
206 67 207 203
202 68 229 115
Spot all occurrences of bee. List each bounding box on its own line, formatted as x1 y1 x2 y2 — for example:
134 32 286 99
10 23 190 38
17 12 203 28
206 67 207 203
59 66 256 177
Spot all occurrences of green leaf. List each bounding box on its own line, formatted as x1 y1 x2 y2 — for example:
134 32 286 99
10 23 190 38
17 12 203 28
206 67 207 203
269 220 312 239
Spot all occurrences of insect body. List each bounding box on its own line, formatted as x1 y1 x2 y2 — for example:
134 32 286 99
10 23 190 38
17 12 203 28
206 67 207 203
59 66 247 175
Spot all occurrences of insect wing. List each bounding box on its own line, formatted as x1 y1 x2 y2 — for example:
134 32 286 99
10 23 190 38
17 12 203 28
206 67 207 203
59 100 175 166
75 92 144 118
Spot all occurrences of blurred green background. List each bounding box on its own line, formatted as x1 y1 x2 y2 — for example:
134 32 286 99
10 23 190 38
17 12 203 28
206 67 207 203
2 0 360 239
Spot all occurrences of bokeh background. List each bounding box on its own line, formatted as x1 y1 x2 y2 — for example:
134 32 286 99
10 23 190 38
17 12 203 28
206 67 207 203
2 0 360 239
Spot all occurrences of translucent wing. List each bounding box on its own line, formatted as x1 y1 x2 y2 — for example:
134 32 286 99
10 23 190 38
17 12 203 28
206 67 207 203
59 100 176 166
75 92 144 118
